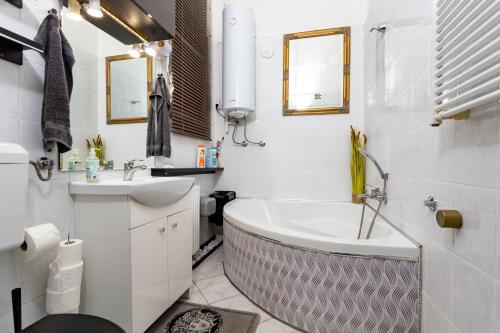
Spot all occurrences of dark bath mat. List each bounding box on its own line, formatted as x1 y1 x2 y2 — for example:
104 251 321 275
145 301 260 333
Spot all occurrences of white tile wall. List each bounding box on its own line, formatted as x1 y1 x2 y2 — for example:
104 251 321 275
213 0 367 200
363 0 500 332
0 1 214 331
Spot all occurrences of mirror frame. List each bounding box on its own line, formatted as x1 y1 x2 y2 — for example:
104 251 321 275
105 54 153 125
282 26 351 116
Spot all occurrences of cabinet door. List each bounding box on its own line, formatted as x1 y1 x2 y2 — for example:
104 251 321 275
167 209 193 304
131 218 169 333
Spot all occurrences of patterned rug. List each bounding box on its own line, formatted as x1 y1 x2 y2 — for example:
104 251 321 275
145 302 260 333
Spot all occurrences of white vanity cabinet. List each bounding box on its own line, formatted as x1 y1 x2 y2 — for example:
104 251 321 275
74 186 195 333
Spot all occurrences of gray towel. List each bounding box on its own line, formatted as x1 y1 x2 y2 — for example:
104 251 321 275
34 9 75 154
147 75 172 158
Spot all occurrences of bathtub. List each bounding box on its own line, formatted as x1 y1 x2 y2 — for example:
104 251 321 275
223 198 421 333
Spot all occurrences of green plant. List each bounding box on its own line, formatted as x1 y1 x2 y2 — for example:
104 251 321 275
350 126 367 202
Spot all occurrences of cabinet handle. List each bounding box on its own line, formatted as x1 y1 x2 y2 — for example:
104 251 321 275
159 227 166 233
171 223 178 229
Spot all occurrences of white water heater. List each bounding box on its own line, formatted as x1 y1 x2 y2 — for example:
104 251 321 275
222 3 256 118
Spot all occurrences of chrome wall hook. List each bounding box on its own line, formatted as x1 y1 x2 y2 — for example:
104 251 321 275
423 196 438 211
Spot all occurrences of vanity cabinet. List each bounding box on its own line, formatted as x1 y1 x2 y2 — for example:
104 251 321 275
74 187 195 333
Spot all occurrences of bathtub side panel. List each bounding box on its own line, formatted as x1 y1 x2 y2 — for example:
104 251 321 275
224 221 421 333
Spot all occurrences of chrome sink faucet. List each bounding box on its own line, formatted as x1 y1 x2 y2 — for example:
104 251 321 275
123 159 147 181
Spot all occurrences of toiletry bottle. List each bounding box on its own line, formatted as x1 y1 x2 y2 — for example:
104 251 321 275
211 146 217 168
196 145 206 168
68 151 76 171
206 146 213 168
85 148 100 183
68 149 81 171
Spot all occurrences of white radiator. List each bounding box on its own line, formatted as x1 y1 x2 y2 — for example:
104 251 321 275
190 185 200 255
434 0 500 124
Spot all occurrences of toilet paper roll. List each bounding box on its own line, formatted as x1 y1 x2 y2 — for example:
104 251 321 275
19 224 61 263
46 286 81 314
47 261 83 292
55 239 83 267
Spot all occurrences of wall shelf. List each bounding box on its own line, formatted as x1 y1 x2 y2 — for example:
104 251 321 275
151 168 224 177
0 26 43 65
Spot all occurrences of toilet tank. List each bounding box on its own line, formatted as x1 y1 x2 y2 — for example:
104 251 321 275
0 143 29 251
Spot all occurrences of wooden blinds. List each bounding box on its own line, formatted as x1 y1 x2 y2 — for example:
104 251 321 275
171 0 212 140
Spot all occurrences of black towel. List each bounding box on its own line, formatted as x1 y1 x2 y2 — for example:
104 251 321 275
34 9 75 154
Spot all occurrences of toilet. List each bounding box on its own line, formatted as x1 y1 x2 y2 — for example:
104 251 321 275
0 144 124 333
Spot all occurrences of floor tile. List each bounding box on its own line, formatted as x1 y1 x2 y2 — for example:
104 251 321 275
212 294 271 323
256 319 300 333
180 283 208 305
193 259 224 282
195 274 240 303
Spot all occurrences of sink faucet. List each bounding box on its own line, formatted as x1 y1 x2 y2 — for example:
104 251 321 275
123 160 147 181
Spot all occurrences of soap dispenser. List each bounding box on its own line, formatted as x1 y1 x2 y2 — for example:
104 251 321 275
85 148 100 183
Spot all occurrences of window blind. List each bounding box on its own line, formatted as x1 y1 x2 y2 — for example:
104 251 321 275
171 0 212 140
434 0 500 124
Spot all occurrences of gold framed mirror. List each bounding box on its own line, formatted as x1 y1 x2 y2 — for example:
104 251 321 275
283 27 351 116
106 54 153 124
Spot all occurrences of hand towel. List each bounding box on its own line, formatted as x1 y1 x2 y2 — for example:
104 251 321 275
146 74 172 158
34 9 75 154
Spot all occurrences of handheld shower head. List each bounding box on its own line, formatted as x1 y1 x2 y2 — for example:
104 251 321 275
357 147 389 180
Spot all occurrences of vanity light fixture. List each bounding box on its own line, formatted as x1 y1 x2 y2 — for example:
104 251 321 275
144 43 157 57
66 0 84 21
129 44 142 58
86 0 103 18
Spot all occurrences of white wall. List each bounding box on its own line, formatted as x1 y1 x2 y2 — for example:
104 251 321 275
363 1 500 332
213 0 367 200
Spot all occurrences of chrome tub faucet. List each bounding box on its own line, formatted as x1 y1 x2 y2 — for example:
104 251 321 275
356 148 389 240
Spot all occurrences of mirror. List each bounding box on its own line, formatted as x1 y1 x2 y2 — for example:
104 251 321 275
283 27 350 116
106 54 152 124
59 17 158 171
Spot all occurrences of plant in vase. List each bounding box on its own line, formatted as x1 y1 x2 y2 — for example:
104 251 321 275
350 126 366 204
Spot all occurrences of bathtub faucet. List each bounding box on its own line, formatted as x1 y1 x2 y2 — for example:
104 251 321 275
356 148 389 240
357 187 387 204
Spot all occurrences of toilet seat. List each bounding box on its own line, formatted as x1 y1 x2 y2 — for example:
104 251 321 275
22 314 125 333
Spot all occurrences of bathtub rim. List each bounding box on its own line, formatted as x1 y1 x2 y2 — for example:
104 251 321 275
223 197 421 260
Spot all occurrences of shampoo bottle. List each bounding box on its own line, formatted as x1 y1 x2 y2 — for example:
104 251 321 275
85 148 100 183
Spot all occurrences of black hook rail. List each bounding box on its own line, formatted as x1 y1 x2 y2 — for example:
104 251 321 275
0 26 43 65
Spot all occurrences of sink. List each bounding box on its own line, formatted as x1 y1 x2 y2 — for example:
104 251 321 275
70 176 195 207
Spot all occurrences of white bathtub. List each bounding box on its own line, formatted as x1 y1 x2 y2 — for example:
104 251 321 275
223 198 418 258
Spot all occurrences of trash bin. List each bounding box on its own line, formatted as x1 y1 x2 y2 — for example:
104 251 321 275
209 191 236 226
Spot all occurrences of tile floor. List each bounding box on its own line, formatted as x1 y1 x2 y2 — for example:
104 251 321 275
182 245 301 333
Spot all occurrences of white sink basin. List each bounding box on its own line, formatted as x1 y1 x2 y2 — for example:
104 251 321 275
70 176 195 207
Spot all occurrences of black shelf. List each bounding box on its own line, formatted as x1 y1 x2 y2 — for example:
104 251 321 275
0 26 43 65
5 0 22 8
151 167 224 177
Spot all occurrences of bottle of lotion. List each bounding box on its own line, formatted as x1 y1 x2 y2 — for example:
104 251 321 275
85 148 100 183
196 145 205 168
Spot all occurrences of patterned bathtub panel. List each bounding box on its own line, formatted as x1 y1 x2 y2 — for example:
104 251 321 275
224 221 420 333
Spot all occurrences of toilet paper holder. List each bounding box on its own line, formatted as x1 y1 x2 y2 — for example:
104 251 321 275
436 210 463 229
